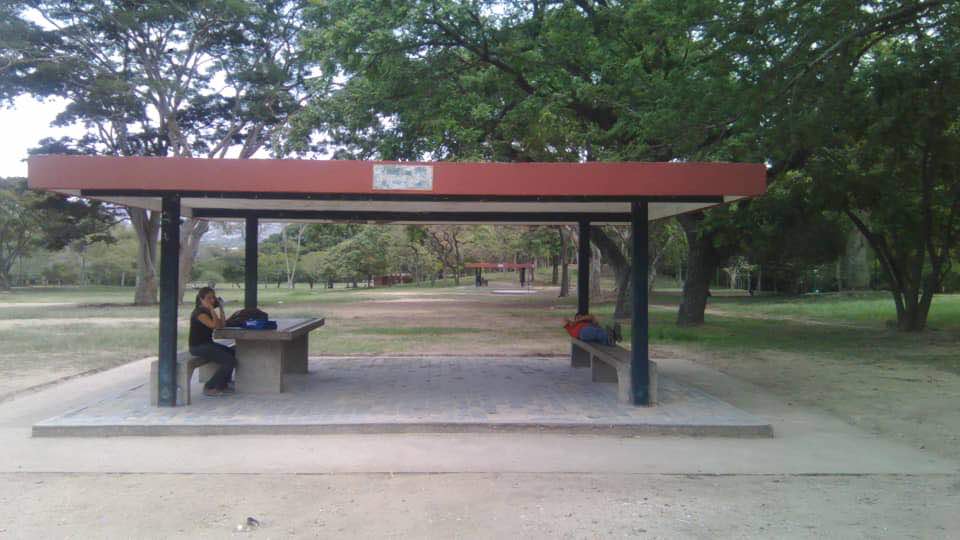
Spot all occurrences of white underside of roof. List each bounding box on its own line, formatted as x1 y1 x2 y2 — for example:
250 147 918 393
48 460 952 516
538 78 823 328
57 191 738 223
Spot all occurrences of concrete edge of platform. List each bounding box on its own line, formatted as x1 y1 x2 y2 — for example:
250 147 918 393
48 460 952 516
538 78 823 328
31 421 774 439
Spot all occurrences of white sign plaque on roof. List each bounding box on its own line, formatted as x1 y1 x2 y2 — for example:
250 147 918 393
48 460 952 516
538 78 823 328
373 164 433 191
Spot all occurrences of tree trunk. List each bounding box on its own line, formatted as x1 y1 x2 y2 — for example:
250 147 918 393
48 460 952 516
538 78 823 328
551 254 559 285
281 224 306 289
842 208 944 332
589 244 602 298
558 227 570 297
452 239 462 286
836 260 843 292
178 219 210 303
677 213 721 326
614 272 632 320
589 228 632 319
129 208 160 305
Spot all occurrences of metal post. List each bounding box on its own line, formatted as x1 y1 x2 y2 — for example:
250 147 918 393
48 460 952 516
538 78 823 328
245 217 259 309
577 220 590 314
520 267 526 287
630 201 650 405
157 195 180 407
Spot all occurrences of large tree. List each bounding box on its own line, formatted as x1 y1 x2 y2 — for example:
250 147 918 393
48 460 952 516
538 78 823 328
803 29 960 330
709 0 957 330
294 1 804 323
2 0 315 304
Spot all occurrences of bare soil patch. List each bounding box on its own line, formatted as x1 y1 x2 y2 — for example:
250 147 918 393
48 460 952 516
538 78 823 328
671 344 960 461
3 286 960 466
2 473 956 538
0 317 157 330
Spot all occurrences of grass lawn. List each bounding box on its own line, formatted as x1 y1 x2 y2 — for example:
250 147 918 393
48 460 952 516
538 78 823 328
580 291 960 375
677 290 960 328
1 280 959 392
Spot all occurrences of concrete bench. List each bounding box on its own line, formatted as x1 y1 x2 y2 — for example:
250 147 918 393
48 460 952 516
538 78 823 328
571 338 658 405
149 351 219 406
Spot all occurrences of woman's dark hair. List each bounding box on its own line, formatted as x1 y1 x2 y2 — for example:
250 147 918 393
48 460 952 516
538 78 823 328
195 286 216 308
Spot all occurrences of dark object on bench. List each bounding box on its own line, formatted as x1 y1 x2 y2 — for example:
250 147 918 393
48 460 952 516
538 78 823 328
571 338 658 405
225 307 269 327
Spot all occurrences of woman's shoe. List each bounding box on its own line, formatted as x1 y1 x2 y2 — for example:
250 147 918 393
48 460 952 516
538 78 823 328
220 386 235 395
203 387 223 397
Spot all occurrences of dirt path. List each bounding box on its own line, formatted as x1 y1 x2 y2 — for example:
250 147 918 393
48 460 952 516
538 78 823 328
313 297 569 356
2 472 956 538
0 302 78 308
0 317 158 330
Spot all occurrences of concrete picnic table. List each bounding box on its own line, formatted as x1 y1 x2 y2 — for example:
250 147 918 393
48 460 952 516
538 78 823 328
214 318 325 393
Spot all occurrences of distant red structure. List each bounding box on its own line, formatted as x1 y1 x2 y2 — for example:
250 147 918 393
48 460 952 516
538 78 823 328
464 263 535 270
464 262 536 287
373 274 413 287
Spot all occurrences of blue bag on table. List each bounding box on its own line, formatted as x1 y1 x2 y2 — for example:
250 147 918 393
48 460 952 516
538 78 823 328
243 319 278 330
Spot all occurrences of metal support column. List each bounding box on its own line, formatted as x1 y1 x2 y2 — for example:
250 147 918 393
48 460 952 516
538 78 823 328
577 220 590 314
157 195 180 407
245 217 259 309
630 201 651 405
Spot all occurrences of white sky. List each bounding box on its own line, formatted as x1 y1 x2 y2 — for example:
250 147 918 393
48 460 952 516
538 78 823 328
0 96 81 178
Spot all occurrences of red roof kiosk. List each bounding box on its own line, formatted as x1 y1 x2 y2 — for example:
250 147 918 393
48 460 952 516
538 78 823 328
29 156 766 407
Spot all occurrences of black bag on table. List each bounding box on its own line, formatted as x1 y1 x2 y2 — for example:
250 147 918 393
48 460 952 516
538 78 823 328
225 307 270 327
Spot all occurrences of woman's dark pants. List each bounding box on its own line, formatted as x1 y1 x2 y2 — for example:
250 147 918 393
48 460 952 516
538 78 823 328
189 342 236 390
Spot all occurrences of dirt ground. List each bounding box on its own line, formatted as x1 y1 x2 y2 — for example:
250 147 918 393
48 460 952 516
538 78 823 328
678 345 960 462
4 285 960 463
2 285 960 538
305 288 960 463
2 473 957 539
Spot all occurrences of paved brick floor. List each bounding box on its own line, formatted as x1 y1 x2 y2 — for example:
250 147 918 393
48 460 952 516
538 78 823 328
34 356 772 436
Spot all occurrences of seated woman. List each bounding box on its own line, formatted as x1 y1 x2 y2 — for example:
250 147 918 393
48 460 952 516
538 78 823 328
189 287 237 397
563 312 621 345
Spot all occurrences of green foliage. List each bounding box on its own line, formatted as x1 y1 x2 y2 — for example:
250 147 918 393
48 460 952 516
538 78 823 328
300 224 364 252
40 261 77 285
5 0 313 159
799 22 960 329
221 256 247 286
0 178 117 288
730 175 848 292
315 226 392 283
295 1 756 162
83 227 138 285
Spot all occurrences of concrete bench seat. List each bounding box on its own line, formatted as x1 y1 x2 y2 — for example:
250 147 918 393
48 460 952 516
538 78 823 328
571 338 658 405
149 351 219 406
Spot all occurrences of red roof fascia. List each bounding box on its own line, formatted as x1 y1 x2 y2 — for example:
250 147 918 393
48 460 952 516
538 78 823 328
28 155 766 197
